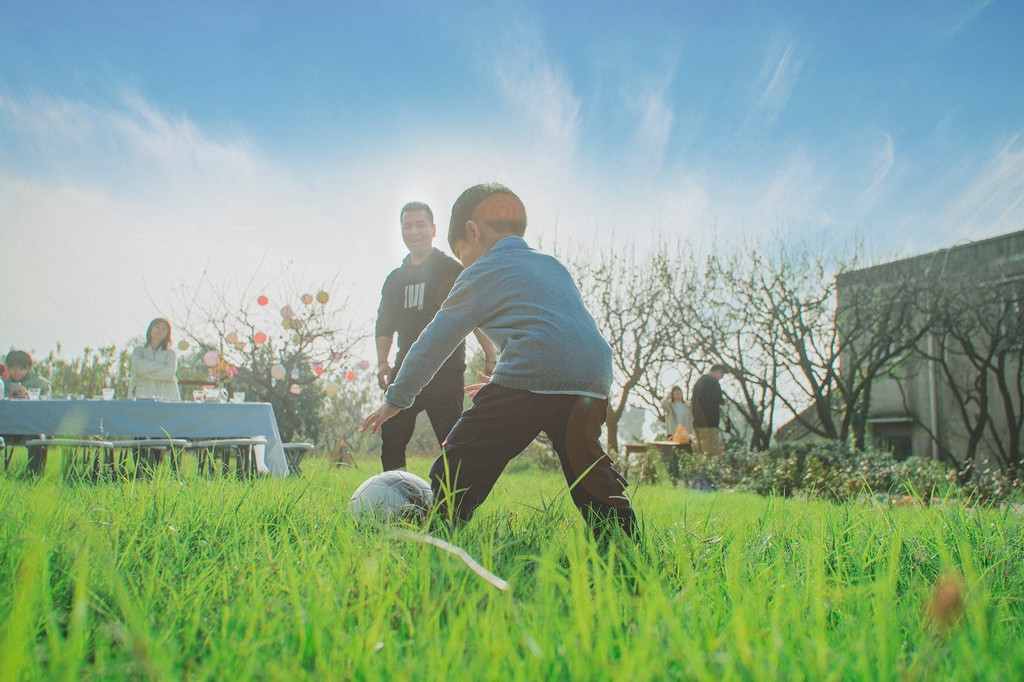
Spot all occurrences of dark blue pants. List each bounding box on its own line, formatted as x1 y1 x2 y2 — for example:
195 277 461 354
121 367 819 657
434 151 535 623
429 383 636 536
380 372 463 471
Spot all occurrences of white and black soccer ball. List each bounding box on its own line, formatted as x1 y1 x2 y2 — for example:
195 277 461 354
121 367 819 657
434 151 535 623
348 471 434 522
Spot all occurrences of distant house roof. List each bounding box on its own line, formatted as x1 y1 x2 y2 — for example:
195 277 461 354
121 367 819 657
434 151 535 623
837 230 1024 288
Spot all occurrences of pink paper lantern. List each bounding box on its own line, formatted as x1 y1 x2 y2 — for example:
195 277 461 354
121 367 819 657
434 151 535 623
301 293 314 305
203 350 220 367
358 360 370 371
280 305 294 320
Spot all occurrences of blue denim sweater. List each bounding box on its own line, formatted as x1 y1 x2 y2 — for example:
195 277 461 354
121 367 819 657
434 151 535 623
385 237 613 408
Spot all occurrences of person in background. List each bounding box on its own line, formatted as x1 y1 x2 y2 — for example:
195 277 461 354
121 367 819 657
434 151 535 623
1 350 50 474
691 364 728 457
374 200 496 471
2 350 52 399
661 385 690 440
129 318 181 400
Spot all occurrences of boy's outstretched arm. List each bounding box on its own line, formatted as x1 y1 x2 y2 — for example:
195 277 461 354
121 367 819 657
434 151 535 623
360 402 401 435
463 371 492 398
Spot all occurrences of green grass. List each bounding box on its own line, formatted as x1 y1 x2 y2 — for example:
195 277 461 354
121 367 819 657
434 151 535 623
0 450 1021 680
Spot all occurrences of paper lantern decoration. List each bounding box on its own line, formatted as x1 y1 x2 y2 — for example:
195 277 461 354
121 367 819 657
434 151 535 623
257 295 269 306
331 352 343 362
178 340 190 351
290 384 302 395
280 305 294 320
282 319 292 330
203 350 220 367
314 364 324 376
316 291 330 304
301 293 314 305
346 371 356 382
234 341 246 351
271 364 286 381
358 360 370 371
226 332 238 344
254 332 267 345
324 382 339 397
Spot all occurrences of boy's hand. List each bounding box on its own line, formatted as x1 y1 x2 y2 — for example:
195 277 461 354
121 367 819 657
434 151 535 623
463 371 492 398
361 402 401 434
376 361 391 390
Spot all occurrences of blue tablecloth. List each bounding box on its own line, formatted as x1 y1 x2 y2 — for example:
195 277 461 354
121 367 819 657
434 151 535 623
0 399 289 477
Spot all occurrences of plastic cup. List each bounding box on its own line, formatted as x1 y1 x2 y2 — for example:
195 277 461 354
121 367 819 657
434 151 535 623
231 392 246 403
27 387 42 400
193 390 204 402
102 388 115 400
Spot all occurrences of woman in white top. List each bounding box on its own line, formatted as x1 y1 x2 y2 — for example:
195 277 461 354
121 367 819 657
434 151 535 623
661 385 689 439
129 318 181 400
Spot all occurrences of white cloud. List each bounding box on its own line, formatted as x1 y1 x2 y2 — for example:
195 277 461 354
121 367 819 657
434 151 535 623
490 26 581 153
851 131 898 218
937 134 1024 240
751 38 803 122
0 93 401 356
753 148 832 229
624 82 675 173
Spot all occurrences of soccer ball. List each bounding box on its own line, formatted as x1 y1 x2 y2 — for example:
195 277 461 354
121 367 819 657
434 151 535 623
348 471 434 522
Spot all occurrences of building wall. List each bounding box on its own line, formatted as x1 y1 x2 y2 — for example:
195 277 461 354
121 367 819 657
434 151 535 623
780 230 1023 465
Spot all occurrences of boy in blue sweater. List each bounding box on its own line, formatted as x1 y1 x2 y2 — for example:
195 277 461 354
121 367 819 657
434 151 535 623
362 183 636 537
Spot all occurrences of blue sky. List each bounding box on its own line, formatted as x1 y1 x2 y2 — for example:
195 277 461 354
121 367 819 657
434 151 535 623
1 0 1021 358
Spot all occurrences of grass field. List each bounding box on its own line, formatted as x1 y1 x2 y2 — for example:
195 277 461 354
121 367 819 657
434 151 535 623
0 450 1021 680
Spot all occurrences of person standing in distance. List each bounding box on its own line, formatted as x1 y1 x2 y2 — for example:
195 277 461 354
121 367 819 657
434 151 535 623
375 201 496 471
691 364 728 457
129 317 181 400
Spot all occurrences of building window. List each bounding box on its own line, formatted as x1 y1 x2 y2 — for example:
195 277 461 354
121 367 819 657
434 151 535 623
870 422 914 461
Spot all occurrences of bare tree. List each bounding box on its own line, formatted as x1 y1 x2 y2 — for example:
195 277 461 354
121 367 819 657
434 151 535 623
571 244 679 454
915 264 1024 475
170 269 367 441
832 267 934 447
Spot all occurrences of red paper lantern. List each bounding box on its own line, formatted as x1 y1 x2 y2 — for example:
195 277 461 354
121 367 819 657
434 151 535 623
254 332 267 344
346 371 356 381
257 295 269 306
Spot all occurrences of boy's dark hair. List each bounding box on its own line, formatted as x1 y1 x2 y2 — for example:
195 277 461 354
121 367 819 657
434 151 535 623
448 183 527 252
400 201 433 226
5 350 33 369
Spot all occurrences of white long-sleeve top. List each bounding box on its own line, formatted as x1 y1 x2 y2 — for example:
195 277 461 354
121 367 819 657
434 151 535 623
129 345 181 400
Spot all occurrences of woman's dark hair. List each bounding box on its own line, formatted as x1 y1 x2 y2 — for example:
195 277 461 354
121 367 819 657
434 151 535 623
146 318 173 351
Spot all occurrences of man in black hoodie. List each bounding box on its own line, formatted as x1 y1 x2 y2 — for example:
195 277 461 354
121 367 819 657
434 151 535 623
691 364 727 457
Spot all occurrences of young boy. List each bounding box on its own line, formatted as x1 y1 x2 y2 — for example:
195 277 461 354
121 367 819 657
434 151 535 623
3 350 51 399
2 350 50 474
361 183 636 537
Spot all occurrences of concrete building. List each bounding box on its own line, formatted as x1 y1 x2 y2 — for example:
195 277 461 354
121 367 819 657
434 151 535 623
779 231 1024 469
